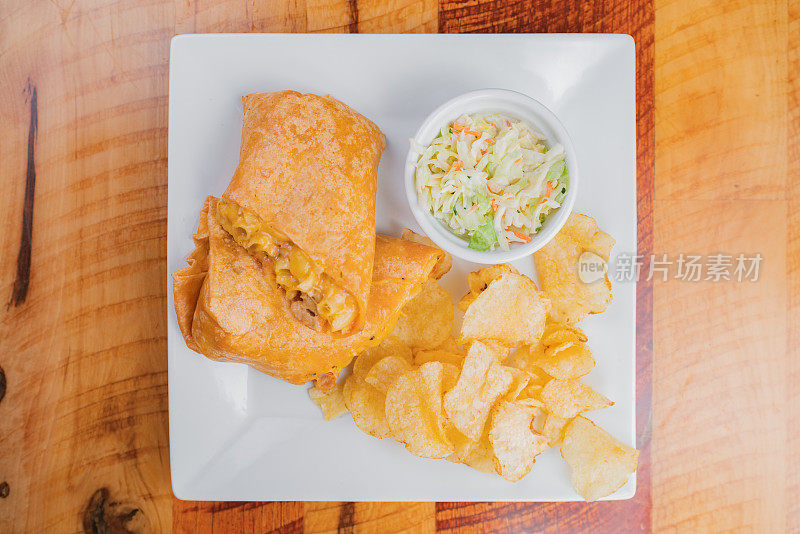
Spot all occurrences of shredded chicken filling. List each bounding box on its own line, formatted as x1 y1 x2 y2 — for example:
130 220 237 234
217 198 357 332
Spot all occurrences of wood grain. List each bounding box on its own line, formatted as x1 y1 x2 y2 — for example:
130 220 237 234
9 0 798 532
654 0 798 531
174 0 437 34
0 0 653 532
787 1 800 529
172 501 304 533
171 2 440 533
304 501 436 533
436 1 653 532
0 1 173 532
655 0 787 201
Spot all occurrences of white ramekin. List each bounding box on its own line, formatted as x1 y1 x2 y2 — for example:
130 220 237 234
404 89 578 264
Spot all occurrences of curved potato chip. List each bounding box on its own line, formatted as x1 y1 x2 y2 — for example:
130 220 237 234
393 280 454 350
513 344 542 370
460 273 549 347
533 213 615 324
520 383 544 400
385 362 454 458
440 358 477 463
458 293 479 313
401 229 452 279
365 355 413 393
517 322 593 379
413 349 465 368
458 264 520 312
527 367 551 387
561 416 639 501
441 362 461 393
462 434 496 474
542 412 571 446
504 368 531 401
538 342 595 379
352 336 412 379
443 341 514 441
308 383 346 420
444 426 478 463
513 367 550 401
489 400 548 482
434 337 462 354
343 375 391 438
540 378 613 419
541 322 587 346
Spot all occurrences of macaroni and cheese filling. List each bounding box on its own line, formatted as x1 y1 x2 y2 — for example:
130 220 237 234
217 198 357 332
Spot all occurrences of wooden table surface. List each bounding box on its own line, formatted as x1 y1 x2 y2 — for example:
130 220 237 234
0 0 795 532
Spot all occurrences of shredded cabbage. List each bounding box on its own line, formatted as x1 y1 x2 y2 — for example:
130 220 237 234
412 113 568 251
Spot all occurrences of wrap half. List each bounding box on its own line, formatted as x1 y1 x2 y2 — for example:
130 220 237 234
217 91 385 335
173 197 443 385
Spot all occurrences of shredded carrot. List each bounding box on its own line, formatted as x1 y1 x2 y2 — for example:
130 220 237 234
467 204 478 214
506 120 511 127
491 199 499 212
545 182 554 197
466 129 481 137
449 161 463 172
451 123 464 132
513 158 522 164
512 230 531 243
485 138 495 146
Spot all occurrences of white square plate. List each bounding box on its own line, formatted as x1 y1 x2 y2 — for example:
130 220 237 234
168 33 636 501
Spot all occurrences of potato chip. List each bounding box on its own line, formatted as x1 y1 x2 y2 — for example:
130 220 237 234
515 397 544 409
352 336 412 379
462 433 497 474
514 345 542 370
434 336 463 354
540 322 587 346
516 321 594 379
364 355 414 393
533 213 615 324
343 375 391 438
441 362 461 392
401 228 452 279
458 264 520 312
308 383 346 420
460 273 549 347
385 362 454 458
520 383 544 400
512 344 541 371
513 365 547 397
516 365 549 396
489 400 548 482
444 425 478 462
313 372 337 392
413 349 465 368
393 279 454 350
420 362 457 447
540 378 613 419
443 341 514 441
537 342 595 379
541 412 571 446
504 368 531 401
458 294 478 314
528 367 551 387
561 416 640 501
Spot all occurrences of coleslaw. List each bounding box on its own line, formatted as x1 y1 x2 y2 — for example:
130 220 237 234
412 113 568 251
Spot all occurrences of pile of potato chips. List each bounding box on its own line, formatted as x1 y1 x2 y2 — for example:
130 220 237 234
308 216 639 501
